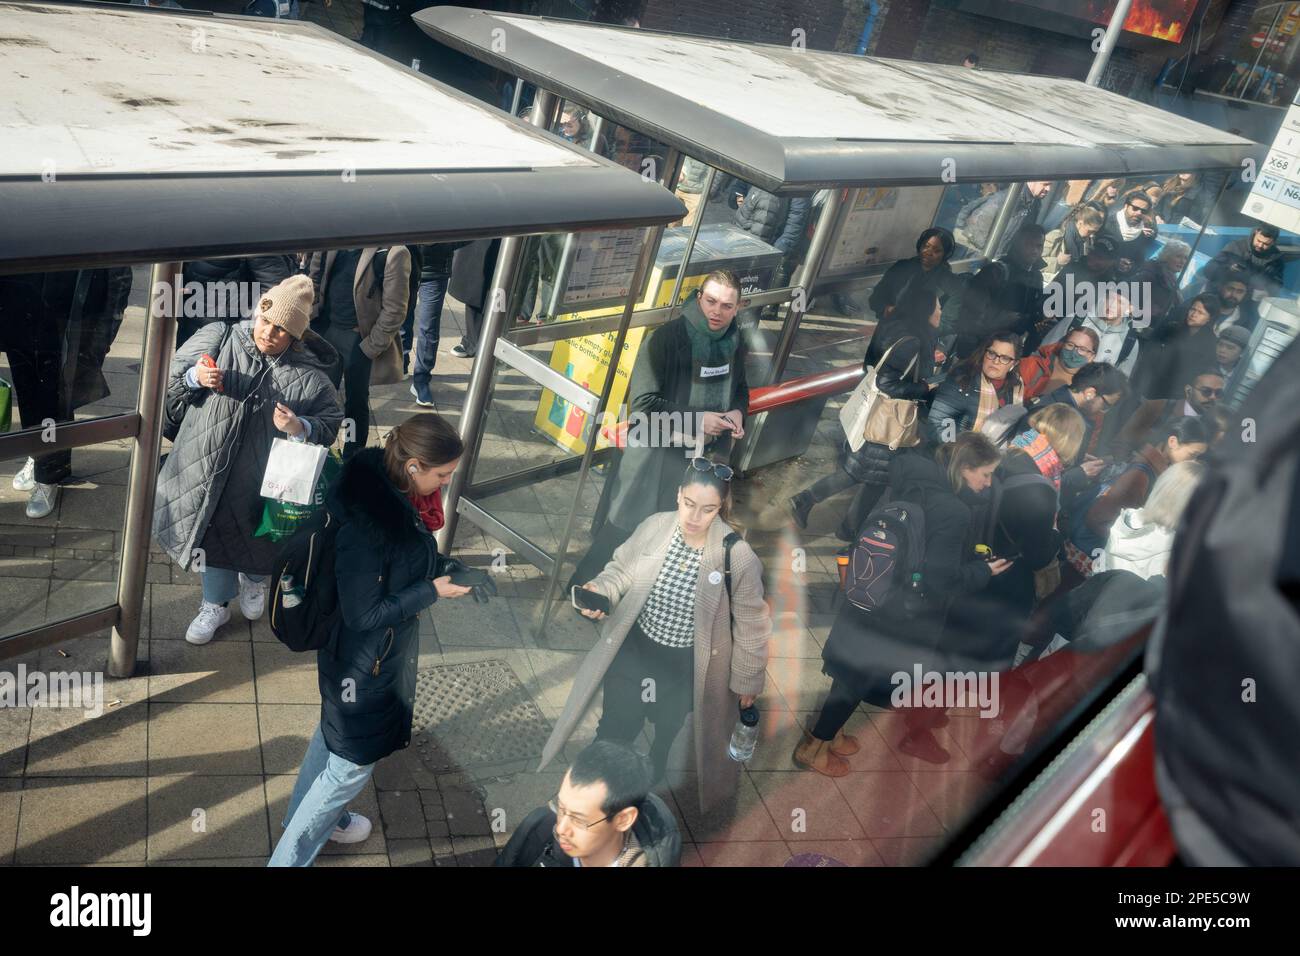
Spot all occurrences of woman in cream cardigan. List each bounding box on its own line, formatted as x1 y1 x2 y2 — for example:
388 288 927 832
538 459 772 812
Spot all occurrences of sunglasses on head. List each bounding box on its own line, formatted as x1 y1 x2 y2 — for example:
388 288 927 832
688 458 733 482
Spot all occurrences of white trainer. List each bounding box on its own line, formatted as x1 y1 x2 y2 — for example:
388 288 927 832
186 601 231 645
238 573 267 621
26 481 59 519
12 457 35 492
329 813 373 844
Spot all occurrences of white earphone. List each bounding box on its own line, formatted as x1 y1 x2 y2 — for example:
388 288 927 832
409 465 418 474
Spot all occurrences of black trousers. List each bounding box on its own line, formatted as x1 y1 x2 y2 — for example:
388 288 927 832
320 325 372 459
811 678 860 741
597 622 694 781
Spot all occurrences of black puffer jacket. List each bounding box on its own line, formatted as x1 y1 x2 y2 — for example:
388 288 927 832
317 448 441 766
729 183 812 254
955 255 1046 358
984 447 1063 629
839 318 936 486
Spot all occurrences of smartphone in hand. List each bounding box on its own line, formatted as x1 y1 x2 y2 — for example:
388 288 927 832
571 586 611 615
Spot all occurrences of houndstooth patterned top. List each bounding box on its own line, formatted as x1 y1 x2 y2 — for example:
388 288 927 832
636 526 702 648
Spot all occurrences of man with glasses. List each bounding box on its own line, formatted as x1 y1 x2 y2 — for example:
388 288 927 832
1031 361 1129 465
1102 189 1158 278
1112 369 1224 460
495 741 681 868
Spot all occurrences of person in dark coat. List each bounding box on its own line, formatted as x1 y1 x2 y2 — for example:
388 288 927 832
448 237 502 358
496 741 681 868
178 255 296 347
953 223 1048 359
1134 294 1221 401
1155 172 1211 226
1199 225 1287 298
787 285 940 537
270 414 474 867
975 403 1087 654
867 227 960 324
571 271 749 589
1101 189 1158 278
794 435 1011 775
1131 240 1191 334
2 267 132 519
1206 271 1259 337
954 181 1049 258
153 276 343 646
925 331 1024 444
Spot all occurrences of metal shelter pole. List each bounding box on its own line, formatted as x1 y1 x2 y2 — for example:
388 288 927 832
664 163 716 319
110 260 179 678
1085 0 1134 87
767 186 847 385
534 148 684 642
440 89 562 553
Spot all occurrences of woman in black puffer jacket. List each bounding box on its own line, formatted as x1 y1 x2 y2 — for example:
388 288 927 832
788 285 940 538
270 413 474 867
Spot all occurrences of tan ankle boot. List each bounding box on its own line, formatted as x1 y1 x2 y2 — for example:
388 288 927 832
829 729 860 757
792 733 850 777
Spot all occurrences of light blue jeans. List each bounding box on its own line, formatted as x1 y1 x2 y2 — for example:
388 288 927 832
268 724 375 867
202 567 266 606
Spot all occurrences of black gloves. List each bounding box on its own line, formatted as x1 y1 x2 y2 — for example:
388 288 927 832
434 555 498 604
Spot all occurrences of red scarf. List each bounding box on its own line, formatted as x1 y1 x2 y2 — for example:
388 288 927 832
409 489 444 533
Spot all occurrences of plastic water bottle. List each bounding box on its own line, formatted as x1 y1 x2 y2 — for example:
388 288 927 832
903 572 925 617
280 573 304 609
728 703 760 762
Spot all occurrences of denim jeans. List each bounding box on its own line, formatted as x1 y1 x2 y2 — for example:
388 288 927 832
202 567 266 605
268 724 375 867
402 276 448 385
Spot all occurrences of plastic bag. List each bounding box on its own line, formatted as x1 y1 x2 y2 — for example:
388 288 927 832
255 451 341 542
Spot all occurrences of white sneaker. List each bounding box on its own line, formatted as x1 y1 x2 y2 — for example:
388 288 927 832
12 457 35 492
25 481 59 519
329 813 372 844
186 601 231 645
238 573 267 621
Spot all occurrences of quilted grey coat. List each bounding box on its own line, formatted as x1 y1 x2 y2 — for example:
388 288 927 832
153 320 342 575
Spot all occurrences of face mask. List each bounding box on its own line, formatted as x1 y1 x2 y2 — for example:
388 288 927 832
1059 346 1088 369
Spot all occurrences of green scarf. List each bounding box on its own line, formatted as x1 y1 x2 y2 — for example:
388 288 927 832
682 298 740 411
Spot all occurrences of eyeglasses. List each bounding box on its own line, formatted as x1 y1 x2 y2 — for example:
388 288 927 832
1193 385 1225 398
689 457 734 481
1099 393 1118 410
1064 342 1096 358
1126 201 1150 212
984 349 1017 366
548 798 611 830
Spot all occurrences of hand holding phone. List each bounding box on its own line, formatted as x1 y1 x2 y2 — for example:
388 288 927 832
572 585 611 619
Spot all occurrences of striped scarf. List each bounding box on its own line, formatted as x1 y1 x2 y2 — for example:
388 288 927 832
1010 427 1065 489
974 374 1023 434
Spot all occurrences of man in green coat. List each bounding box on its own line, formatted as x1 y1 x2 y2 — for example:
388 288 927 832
569 270 750 588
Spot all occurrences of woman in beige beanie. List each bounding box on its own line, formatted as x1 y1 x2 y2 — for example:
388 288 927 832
153 274 344 646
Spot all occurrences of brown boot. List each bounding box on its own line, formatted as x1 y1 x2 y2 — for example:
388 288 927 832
792 733 850 777
829 729 860 757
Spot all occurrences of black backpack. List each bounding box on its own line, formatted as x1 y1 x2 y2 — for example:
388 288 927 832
842 498 927 614
268 510 346 652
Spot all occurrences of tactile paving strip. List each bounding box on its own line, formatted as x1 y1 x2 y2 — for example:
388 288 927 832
411 660 551 770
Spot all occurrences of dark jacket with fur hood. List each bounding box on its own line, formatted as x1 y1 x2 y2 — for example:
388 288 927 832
317 448 440 766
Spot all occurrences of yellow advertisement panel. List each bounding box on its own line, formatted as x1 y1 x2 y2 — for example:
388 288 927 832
533 271 712 455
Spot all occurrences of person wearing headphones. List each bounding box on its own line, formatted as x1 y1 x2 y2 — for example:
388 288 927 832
153 275 344 646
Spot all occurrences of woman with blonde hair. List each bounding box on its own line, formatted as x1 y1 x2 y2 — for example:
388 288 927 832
1101 459 1207 580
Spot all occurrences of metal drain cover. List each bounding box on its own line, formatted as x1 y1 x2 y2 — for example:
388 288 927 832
411 660 551 770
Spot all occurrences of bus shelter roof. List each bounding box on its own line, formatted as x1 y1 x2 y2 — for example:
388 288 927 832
417 7 1259 194
0 2 684 274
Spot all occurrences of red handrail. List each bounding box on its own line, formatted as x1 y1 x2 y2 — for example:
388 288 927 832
746 363 865 415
